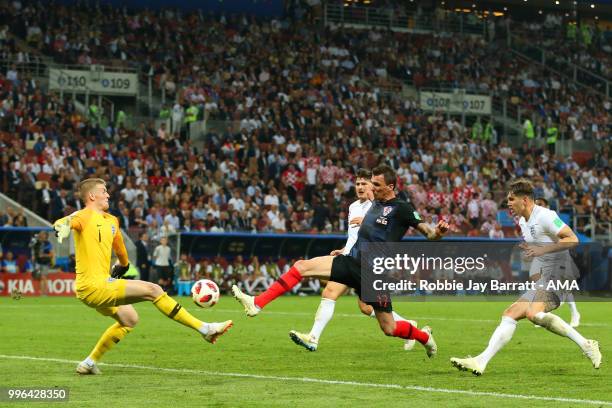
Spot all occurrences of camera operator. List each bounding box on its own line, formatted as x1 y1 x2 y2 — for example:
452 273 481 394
30 231 54 295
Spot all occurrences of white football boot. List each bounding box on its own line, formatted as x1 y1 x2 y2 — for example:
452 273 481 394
583 339 602 369
421 326 437 358
203 320 233 344
76 360 101 375
231 285 260 317
450 356 484 376
289 330 318 351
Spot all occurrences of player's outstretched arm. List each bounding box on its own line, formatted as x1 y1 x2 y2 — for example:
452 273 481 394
52 211 82 243
416 220 449 241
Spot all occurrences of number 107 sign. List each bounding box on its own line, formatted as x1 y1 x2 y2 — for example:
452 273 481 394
49 68 138 96
419 91 491 115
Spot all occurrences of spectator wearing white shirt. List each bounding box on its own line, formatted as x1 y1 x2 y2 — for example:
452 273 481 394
264 188 280 207
153 236 173 292
467 195 480 227
489 223 505 239
120 181 138 204
171 103 184 135
164 208 181 231
6 64 18 85
228 190 246 212
480 216 496 236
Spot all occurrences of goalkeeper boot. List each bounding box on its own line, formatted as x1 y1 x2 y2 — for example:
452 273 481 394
76 360 101 375
203 320 233 344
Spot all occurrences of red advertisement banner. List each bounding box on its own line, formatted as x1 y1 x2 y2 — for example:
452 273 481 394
0 272 76 297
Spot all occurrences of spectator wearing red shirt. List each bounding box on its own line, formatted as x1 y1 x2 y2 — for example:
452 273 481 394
319 159 338 191
281 164 304 201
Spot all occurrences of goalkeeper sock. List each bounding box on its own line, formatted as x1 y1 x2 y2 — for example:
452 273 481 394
309 298 336 340
476 316 517 368
89 322 132 363
254 266 302 309
153 293 203 332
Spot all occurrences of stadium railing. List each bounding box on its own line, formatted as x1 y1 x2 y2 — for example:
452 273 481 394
323 3 486 36
508 34 611 99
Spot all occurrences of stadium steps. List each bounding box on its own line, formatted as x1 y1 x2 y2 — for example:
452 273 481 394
7 30 162 126
0 192 70 258
508 40 611 100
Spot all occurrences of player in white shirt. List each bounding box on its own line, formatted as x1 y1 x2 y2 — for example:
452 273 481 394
533 197 580 328
451 179 601 375
289 169 417 351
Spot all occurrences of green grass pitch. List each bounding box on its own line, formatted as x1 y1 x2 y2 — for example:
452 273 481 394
0 295 610 407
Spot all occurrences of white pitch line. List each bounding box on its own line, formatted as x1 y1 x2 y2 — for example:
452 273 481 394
214 309 612 327
0 304 609 327
0 354 609 406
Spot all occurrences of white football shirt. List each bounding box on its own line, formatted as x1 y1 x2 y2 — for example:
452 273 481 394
518 205 566 244
519 205 572 277
342 199 372 255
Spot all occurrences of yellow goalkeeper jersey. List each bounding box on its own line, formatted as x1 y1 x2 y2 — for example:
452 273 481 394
56 208 128 289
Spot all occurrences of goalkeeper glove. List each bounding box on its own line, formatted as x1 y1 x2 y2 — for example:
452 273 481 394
111 263 130 279
53 218 71 243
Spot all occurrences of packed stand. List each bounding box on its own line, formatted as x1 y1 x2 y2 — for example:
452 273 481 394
0 1 610 245
511 14 611 81
3 1 610 143
2 95 610 242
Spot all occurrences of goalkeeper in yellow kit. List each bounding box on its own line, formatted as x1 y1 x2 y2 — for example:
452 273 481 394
54 178 232 375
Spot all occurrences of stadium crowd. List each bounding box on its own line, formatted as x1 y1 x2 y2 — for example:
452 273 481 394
1 4 610 239
511 14 611 80
2 0 610 141
0 2 610 259
0 1 610 294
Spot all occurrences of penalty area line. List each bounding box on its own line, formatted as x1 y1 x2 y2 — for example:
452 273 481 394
0 354 610 406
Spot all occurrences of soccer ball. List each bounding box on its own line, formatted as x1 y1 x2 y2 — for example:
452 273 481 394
191 279 220 308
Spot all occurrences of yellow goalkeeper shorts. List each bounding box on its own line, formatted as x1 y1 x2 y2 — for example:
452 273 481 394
76 277 128 317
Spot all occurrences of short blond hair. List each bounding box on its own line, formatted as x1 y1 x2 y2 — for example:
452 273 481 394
79 178 106 202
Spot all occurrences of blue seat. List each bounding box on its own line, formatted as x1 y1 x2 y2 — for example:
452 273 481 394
54 257 70 271
497 210 515 227
559 212 571 227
